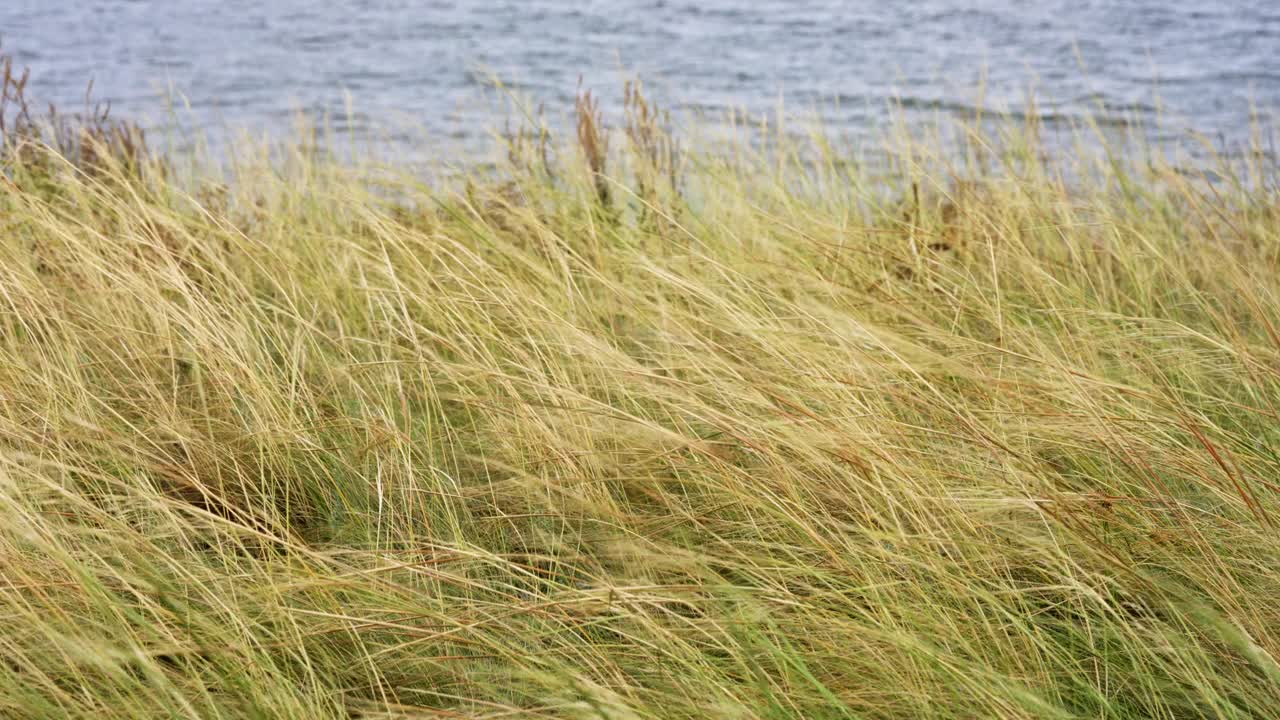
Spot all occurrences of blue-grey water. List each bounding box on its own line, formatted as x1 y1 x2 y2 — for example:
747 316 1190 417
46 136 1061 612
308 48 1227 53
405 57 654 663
2 1 1278 158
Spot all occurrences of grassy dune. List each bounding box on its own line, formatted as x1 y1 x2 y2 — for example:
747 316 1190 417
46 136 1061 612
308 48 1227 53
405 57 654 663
2 86 1280 718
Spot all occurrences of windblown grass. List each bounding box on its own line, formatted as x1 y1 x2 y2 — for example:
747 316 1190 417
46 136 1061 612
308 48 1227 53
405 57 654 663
1 85 1279 719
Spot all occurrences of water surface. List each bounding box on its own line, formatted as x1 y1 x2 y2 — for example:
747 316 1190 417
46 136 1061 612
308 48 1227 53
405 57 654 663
3 1 1277 157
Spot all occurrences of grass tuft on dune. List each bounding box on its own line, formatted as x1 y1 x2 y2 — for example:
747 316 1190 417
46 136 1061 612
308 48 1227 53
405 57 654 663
2 82 1280 718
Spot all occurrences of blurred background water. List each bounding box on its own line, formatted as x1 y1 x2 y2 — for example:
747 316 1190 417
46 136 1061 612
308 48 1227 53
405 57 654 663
2 0 1278 161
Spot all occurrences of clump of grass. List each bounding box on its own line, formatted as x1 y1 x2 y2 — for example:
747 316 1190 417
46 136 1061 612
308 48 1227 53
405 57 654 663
623 79 683 234
1 48 152 185
575 81 611 210
0 79 1279 720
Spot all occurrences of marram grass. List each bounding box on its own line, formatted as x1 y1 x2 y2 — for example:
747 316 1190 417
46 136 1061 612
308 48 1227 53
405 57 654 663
1 104 1280 719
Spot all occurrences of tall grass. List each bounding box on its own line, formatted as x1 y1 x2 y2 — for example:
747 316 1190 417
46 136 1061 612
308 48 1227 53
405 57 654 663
1 79 1279 718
